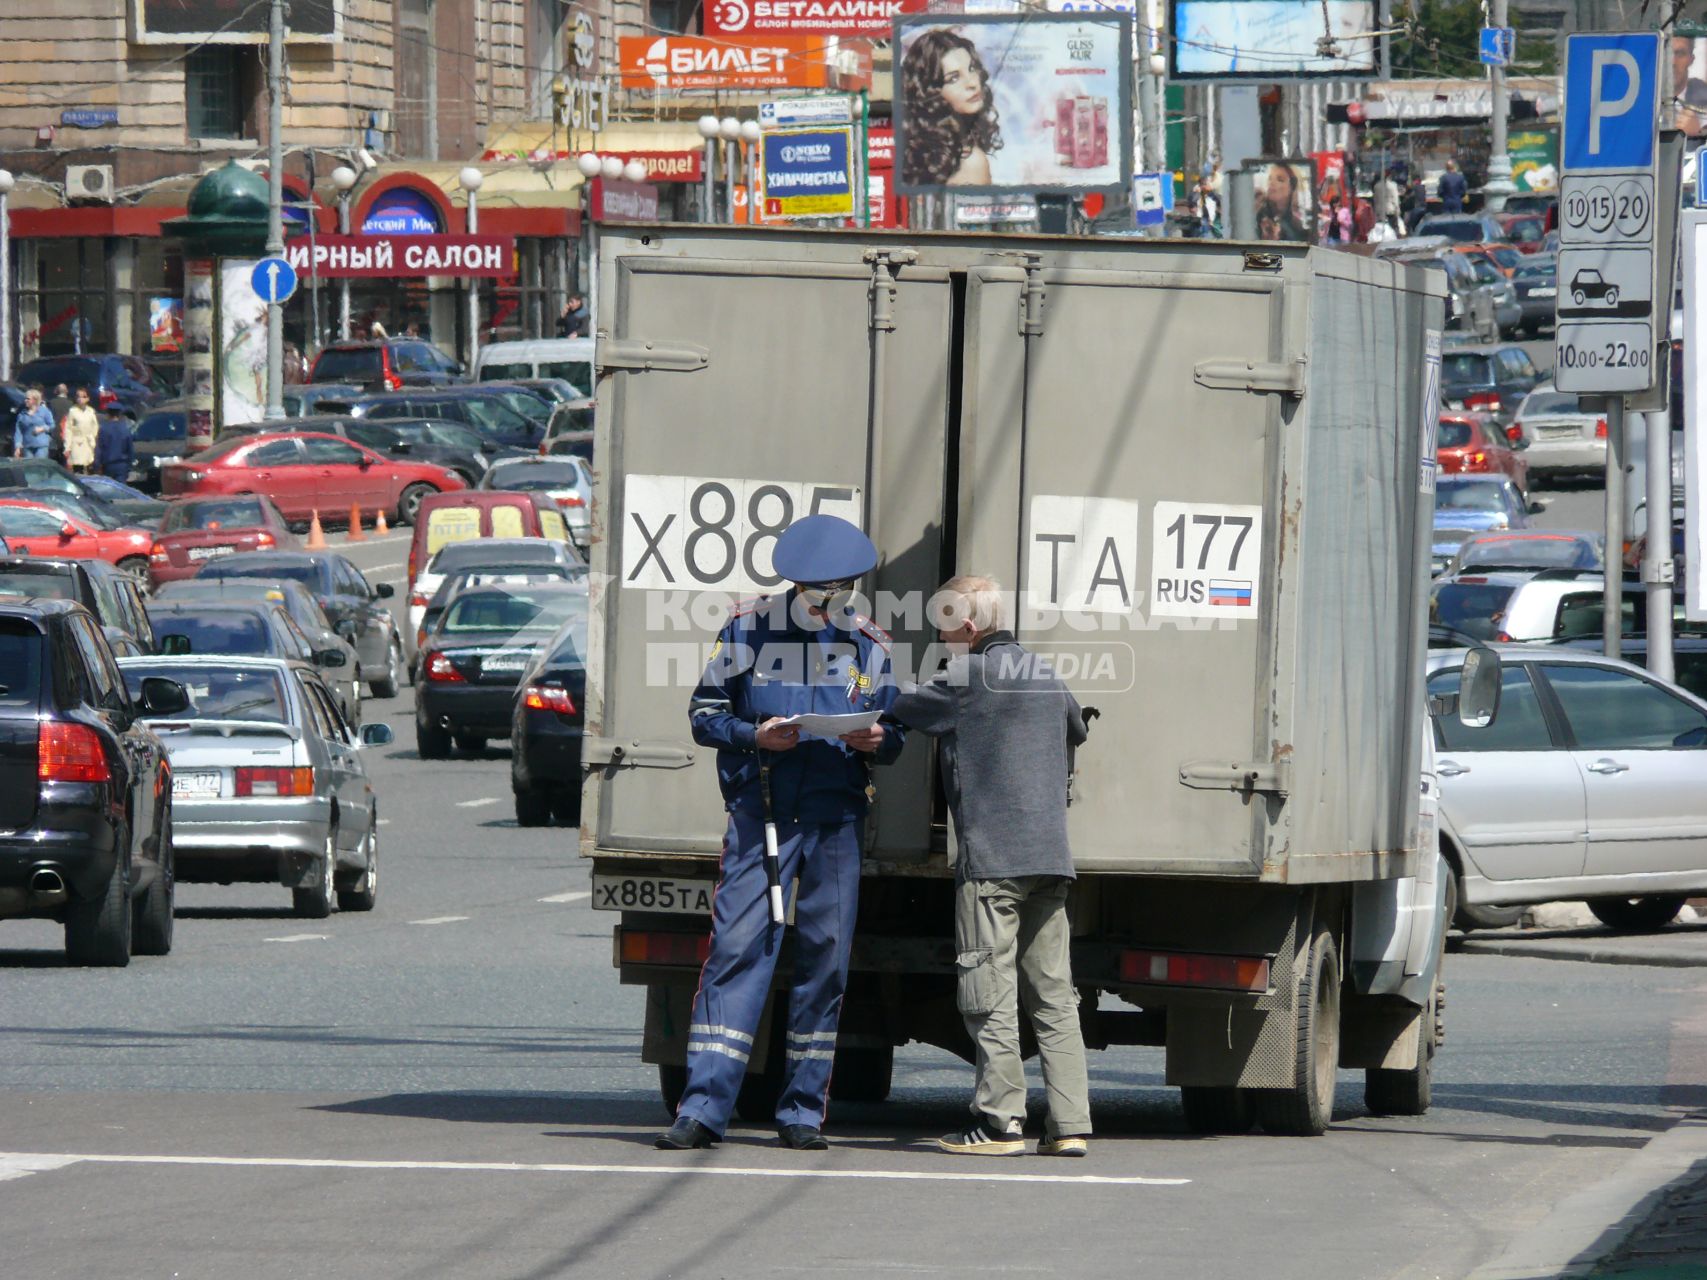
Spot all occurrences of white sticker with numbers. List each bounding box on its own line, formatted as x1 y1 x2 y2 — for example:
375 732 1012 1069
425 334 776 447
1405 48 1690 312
621 475 862 592
1148 501 1263 618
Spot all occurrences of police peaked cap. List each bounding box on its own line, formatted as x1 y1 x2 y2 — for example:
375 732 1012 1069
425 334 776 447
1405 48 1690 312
771 514 877 585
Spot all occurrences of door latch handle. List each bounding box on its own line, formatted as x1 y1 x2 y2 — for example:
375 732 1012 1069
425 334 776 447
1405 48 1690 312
1436 762 1470 777
1586 759 1631 775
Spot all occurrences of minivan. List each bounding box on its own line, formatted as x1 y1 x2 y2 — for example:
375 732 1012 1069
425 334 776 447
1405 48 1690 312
473 339 593 398
407 490 578 587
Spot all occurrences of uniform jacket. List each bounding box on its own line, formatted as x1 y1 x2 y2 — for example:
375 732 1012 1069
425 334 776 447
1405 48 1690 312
689 594 905 824
94 417 134 479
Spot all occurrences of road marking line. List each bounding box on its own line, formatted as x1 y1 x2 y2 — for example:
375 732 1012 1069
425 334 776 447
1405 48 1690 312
538 890 590 904
364 561 405 572
0 1151 1188 1188
456 798 501 809
0 1154 80 1183
376 819 392 826
263 934 328 943
407 916 470 926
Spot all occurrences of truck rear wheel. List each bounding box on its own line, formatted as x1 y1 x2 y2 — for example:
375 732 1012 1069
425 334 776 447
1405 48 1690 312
1365 977 1441 1117
1179 1087 1254 1135
1252 927 1339 1137
829 1045 893 1103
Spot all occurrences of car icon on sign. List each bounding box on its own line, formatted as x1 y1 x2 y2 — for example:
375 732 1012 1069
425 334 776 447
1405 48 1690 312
1570 269 1619 308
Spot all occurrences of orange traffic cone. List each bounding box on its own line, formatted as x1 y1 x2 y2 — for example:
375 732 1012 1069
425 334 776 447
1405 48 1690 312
347 503 366 541
374 508 389 535
306 510 327 549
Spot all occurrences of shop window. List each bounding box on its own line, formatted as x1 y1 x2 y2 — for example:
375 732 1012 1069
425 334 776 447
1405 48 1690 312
186 48 253 141
649 0 695 34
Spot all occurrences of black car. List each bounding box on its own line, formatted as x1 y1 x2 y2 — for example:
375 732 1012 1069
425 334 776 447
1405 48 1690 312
1511 256 1557 338
1439 343 1543 421
415 564 583 671
129 402 192 493
282 382 363 417
415 582 586 758
196 551 403 697
146 599 346 674
0 599 188 965
0 457 163 527
510 609 588 826
309 339 464 388
313 415 505 488
0 556 155 654
15 353 167 418
319 389 543 450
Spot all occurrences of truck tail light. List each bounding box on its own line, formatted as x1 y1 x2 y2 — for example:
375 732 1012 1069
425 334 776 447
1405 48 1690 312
235 766 314 797
617 929 711 968
1596 418 1608 439
523 683 576 715
1117 948 1270 993
38 721 110 783
424 651 464 682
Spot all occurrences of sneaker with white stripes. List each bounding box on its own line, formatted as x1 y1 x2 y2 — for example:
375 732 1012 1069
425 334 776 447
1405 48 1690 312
1036 1135 1089 1157
936 1121 1025 1157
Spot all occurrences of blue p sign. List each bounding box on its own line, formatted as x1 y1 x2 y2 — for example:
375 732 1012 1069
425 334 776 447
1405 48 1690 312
1564 33 1659 171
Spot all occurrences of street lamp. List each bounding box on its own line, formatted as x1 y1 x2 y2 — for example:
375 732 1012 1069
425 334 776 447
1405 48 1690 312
331 164 357 340
740 121 762 224
459 166 484 372
0 168 13 383
623 160 648 185
600 155 624 182
719 117 742 226
697 115 720 222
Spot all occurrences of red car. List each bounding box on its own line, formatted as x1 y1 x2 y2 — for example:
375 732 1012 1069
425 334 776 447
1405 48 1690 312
161 432 467 527
0 498 154 576
1497 212 1549 255
1437 412 1530 498
147 494 298 589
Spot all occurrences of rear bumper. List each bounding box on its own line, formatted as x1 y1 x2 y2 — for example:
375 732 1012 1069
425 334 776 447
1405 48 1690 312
417 684 518 737
513 716 583 789
171 797 330 859
1526 440 1605 473
0 797 122 911
147 561 200 588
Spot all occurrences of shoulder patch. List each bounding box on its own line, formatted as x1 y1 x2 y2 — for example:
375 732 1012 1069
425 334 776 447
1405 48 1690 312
854 615 892 651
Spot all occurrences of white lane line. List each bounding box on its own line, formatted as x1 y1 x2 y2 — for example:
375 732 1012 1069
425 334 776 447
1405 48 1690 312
407 916 470 926
364 561 405 572
263 934 328 943
0 1154 81 1183
376 818 392 826
538 890 590 904
0 1151 1188 1188
456 798 501 809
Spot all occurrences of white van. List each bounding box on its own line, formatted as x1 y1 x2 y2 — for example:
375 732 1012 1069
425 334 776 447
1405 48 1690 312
473 339 593 397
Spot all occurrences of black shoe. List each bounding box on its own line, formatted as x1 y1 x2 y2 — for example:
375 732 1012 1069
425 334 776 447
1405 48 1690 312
777 1124 829 1151
655 1117 717 1150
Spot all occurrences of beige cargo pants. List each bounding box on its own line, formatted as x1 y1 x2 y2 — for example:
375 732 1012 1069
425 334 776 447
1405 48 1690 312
954 875 1092 1138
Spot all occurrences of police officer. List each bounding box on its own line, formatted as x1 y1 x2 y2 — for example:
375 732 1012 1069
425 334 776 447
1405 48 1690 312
657 514 906 1152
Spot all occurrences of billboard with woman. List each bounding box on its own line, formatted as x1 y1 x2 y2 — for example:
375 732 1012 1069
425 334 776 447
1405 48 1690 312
894 13 1132 195
1248 159 1315 243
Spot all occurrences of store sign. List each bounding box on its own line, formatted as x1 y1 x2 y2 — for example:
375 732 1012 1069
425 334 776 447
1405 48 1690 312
707 0 922 38
589 178 662 223
284 234 515 278
61 108 118 129
619 35 864 90
360 189 443 236
762 128 855 218
954 197 1041 225
760 97 854 128
867 125 898 227
868 124 894 168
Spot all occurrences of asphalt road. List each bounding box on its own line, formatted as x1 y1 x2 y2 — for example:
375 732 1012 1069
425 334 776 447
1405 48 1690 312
4 507 1705 1279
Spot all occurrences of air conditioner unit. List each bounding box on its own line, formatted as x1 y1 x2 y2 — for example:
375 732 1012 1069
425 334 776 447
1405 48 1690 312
66 164 115 202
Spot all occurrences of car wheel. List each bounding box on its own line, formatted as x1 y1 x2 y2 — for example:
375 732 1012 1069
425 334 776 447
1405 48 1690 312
116 556 150 583
455 734 487 756
131 809 175 957
514 788 553 827
416 715 452 760
292 830 337 919
65 847 132 968
397 483 435 527
369 637 402 699
337 821 379 912
1587 895 1686 932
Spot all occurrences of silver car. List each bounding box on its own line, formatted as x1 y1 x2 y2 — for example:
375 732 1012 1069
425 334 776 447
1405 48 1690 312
1512 385 1606 480
1428 647 1707 933
117 655 393 919
480 456 592 551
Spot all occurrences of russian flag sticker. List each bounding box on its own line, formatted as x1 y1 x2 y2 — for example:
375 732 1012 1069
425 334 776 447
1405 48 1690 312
1208 579 1252 607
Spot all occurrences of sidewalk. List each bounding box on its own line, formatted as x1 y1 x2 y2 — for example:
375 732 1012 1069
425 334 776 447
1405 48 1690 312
1582 1155 1707 1277
1455 911 1707 969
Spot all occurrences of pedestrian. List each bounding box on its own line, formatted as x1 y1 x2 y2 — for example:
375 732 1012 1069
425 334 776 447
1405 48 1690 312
1373 168 1402 233
47 382 71 430
557 293 589 338
1402 179 1428 234
93 405 134 483
656 514 907 1152
890 575 1093 1158
1437 158 1467 213
12 389 55 458
61 387 99 475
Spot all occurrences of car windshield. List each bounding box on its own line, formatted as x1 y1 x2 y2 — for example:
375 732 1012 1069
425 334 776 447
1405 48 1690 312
431 540 559 573
0 570 74 601
149 610 272 656
1522 390 1580 416
1438 421 1476 448
488 461 579 490
1430 582 1517 639
21 492 118 530
1425 219 1481 242
1514 259 1555 279
441 589 584 637
1436 480 1510 512
164 497 268 531
120 663 287 721
459 397 530 432
430 568 573 610
0 619 41 705
1458 536 1599 570
135 412 186 442
313 348 382 383
1442 354 1492 385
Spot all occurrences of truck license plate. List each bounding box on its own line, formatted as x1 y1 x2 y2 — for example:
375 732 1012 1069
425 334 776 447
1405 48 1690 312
592 874 713 915
172 771 221 798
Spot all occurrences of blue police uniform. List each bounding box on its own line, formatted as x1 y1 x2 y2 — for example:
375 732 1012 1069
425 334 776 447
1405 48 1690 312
674 518 904 1140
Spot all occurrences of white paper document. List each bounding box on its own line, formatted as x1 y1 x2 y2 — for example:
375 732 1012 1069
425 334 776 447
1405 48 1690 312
774 710 881 740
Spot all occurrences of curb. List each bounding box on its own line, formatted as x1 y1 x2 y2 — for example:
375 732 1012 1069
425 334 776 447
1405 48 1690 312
1465 1115 1707 1280
1456 939 1707 969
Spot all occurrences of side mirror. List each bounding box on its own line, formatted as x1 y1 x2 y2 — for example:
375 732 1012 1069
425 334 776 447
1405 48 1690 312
1457 645 1502 728
375 582 395 599
359 722 395 747
59 522 77 539
1528 499 1546 515
138 675 192 716
357 455 375 469
316 648 349 669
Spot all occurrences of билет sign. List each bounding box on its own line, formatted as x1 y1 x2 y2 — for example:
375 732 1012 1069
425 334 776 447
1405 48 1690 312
284 234 513 278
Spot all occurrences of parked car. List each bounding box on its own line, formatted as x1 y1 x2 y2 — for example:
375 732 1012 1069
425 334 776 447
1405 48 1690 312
0 457 158 526
406 491 580 588
414 582 587 757
1448 248 1522 335
147 494 297 588
0 556 155 654
1443 531 1603 577
160 431 467 527
510 606 589 827
1432 569 1645 642
473 337 593 393
316 389 544 450
0 499 154 578
414 563 584 668
0 598 186 964
195 550 404 698
15 353 167 418
479 456 591 549
1457 243 1526 278
147 598 346 676
1432 474 1537 574
502 377 585 406
1504 194 1557 218
541 399 595 459
281 382 363 417
1429 647 1707 932
1497 212 1549 254
127 402 193 493
74 475 166 528
9 487 140 534
308 339 464 388
1511 386 1606 483
293 416 508 488
118 655 391 917
1399 253 1501 341
1436 412 1529 497
1415 213 1511 245
1440 343 1544 420
1510 256 1558 337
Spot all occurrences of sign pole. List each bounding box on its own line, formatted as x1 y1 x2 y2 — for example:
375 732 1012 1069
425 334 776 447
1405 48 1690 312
860 90 871 229
1604 396 1625 659
1646 396 1675 679
264 0 286 421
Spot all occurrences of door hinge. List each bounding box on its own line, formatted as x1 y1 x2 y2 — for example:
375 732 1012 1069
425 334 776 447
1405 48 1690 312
1193 357 1306 397
582 737 698 770
600 340 709 373
1178 759 1291 798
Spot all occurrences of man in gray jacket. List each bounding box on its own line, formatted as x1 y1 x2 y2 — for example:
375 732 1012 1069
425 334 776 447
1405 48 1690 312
891 575 1092 1156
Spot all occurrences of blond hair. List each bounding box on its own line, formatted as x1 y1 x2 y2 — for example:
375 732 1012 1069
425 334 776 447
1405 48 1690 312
936 574 1008 635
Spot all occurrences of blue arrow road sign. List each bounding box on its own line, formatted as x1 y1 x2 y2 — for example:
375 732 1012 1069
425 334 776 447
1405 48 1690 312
251 256 298 305
1564 32 1659 172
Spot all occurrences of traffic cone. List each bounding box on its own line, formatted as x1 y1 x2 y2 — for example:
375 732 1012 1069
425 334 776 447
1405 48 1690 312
374 508 389 535
347 503 366 541
306 510 327 550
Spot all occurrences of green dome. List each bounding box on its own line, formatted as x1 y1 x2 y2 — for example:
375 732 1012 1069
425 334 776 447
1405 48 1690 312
185 160 271 221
